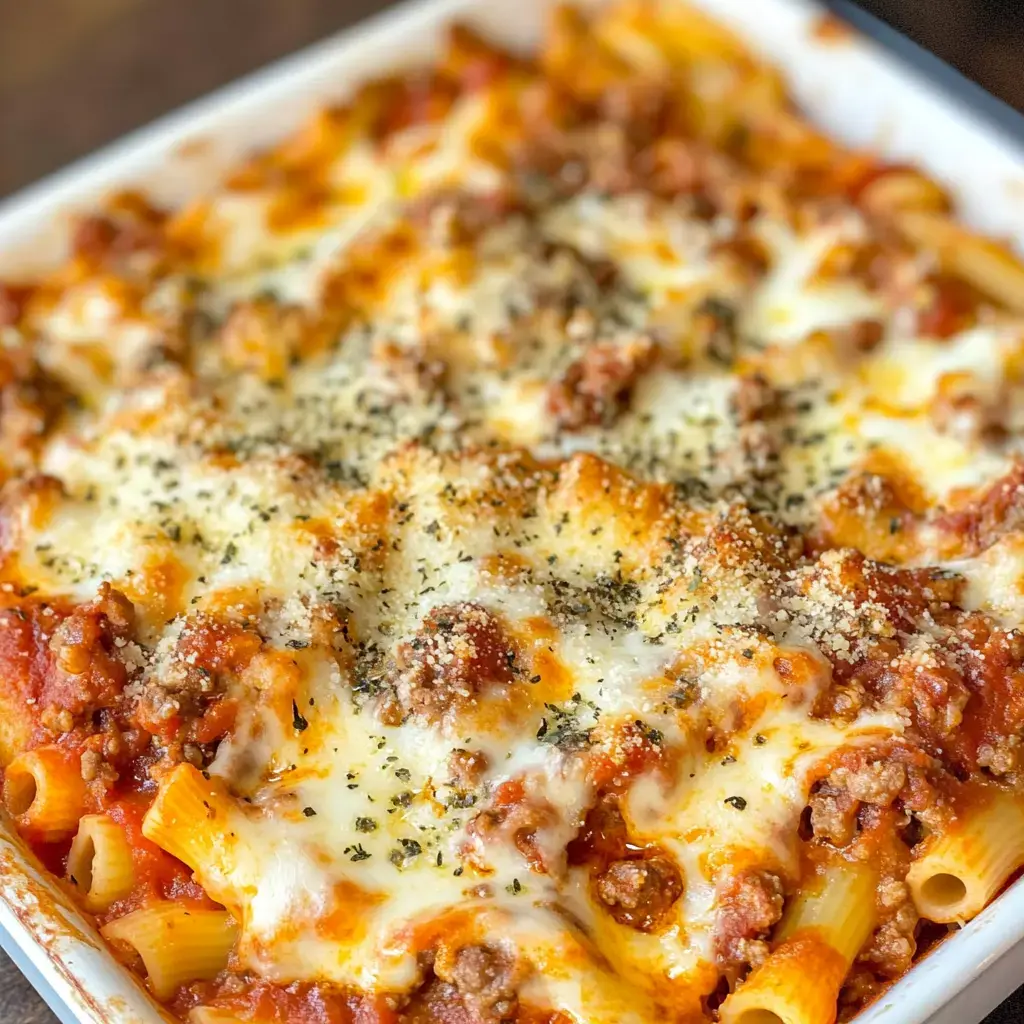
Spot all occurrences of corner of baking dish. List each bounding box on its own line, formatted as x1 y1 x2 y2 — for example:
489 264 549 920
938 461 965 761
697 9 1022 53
2 1 1024 1022
0 825 172 1023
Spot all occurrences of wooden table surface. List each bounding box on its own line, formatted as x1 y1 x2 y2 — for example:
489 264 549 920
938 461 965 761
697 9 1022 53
1 0 1024 1022
0 967 55 1024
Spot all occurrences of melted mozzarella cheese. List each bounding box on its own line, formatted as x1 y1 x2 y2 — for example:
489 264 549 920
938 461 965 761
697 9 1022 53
9 21 1024 1021
24 422 329 626
949 534 1024 626
856 411 1011 497
745 218 885 347
207 649 652 1023
542 193 719 303
860 325 1009 411
559 623 679 718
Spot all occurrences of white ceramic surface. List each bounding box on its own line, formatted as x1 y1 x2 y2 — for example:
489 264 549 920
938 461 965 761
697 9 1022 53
1 1 1023 1021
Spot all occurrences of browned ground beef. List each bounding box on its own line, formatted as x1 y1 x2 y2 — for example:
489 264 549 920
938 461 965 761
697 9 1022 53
547 337 656 431
594 855 684 931
379 603 516 726
713 869 785 973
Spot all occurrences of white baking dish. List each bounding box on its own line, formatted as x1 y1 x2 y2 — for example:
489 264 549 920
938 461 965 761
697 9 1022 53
2 0 1024 1021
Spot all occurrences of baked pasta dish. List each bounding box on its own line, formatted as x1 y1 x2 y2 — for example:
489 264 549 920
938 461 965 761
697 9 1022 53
3 3 1024 1022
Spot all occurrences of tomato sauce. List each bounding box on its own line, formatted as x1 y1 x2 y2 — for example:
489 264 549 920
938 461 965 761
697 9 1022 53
171 978 393 1024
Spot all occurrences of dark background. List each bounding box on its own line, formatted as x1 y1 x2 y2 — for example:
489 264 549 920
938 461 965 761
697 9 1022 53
2 0 1024 199
1 0 1023 1022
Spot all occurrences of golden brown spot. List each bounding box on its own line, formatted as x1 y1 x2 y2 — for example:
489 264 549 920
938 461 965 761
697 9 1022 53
810 12 855 44
120 552 188 626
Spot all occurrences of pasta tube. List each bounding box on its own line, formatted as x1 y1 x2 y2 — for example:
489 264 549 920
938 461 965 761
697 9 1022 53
2 746 86 841
142 763 242 911
720 861 877 1024
101 901 237 1000
67 813 136 911
908 790 1024 924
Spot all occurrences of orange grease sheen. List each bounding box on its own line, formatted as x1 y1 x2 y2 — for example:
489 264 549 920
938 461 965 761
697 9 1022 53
316 881 387 943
